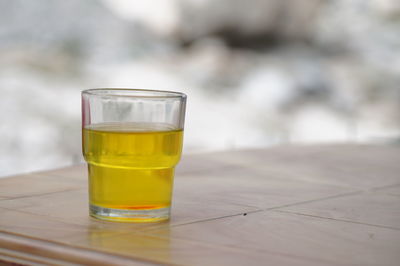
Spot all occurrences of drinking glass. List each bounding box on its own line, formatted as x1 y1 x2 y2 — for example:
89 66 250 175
82 88 186 222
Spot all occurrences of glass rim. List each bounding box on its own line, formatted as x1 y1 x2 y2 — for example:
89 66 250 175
82 88 187 99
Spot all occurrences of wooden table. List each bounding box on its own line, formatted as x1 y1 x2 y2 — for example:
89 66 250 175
0 145 400 265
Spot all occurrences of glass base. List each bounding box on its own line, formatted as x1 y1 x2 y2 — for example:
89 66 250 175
89 204 170 223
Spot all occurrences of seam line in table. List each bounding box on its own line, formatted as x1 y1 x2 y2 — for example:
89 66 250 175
1 188 84 201
257 190 364 212
369 183 400 192
261 183 400 213
171 209 264 228
142 191 363 231
0 206 92 230
383 193 400 197
146 190 363 230
273 209 400 231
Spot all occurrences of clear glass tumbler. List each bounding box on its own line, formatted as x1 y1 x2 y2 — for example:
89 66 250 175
82 88 186 222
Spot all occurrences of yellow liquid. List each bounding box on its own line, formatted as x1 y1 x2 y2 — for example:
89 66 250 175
82 122 183 222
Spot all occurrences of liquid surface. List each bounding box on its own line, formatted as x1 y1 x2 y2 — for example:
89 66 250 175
83 122 183 219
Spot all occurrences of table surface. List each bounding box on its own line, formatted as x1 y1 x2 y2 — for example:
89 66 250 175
0 144 400 265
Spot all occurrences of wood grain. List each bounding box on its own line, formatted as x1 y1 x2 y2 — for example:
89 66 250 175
0 231 152 266
379 185 400 196
0 145 399 265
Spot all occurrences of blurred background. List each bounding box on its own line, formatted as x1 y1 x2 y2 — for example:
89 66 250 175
1 0 399 177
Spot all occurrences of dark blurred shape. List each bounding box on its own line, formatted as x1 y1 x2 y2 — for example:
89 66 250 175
177 0 321 50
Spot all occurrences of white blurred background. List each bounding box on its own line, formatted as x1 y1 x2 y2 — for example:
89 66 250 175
1 0 399 177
